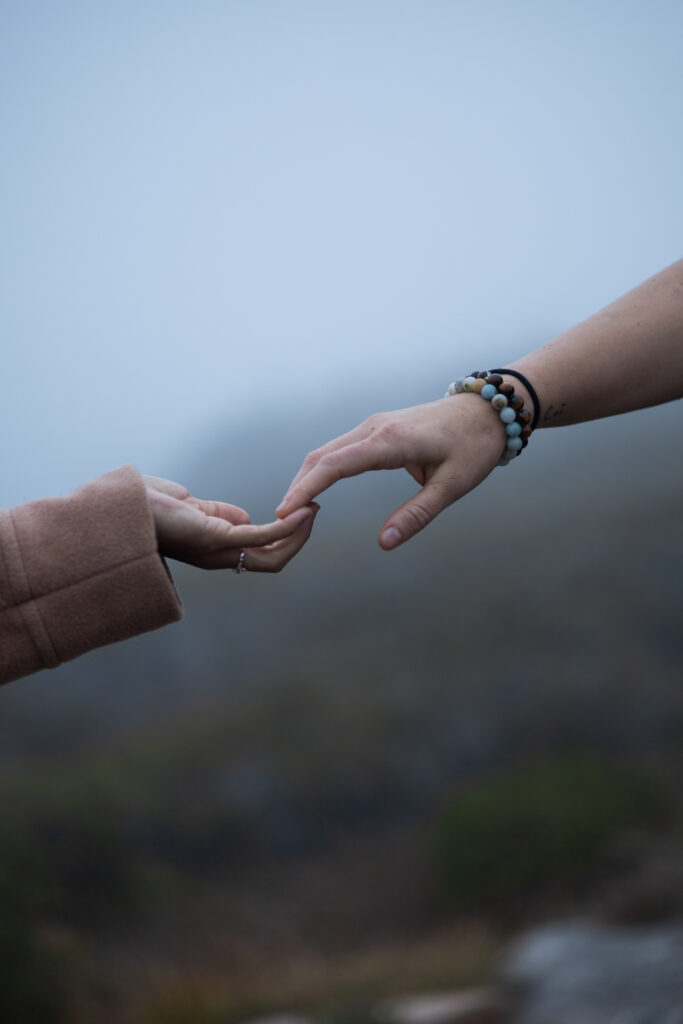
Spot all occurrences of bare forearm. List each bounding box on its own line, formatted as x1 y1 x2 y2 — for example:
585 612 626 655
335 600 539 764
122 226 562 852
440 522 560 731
509 259 683 427
278 259 683 550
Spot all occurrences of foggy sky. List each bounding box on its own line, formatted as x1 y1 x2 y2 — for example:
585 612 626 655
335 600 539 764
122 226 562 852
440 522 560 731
2 0 682 505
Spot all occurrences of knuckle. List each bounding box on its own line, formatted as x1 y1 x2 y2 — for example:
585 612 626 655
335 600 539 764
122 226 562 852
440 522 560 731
319 451 340 470
402 501 432 532
376 421 402 444
364 412 386 432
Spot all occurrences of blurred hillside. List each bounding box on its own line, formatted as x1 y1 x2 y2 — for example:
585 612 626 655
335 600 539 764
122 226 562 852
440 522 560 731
0 394 681 1023
1 391 681 762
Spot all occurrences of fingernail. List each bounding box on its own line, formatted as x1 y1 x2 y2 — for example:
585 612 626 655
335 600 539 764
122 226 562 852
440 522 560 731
381 526 401 549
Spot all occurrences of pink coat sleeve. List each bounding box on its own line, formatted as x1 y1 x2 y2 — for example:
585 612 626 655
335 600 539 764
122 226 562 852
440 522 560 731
0 465 183 685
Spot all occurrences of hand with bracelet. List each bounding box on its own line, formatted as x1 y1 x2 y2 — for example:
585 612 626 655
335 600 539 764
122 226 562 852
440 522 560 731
277 258 683 549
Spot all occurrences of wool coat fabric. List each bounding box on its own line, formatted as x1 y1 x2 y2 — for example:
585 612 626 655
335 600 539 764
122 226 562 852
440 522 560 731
0 465 183 685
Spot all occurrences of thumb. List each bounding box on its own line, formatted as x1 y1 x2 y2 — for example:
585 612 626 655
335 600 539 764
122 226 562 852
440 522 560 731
379 476 454 550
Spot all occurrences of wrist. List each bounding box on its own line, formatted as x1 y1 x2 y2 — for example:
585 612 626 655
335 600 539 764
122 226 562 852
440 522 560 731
487 367 541 432
446 370 536 465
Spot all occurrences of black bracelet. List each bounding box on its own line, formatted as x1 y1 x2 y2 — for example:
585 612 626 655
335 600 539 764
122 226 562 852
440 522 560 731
489 368 541 430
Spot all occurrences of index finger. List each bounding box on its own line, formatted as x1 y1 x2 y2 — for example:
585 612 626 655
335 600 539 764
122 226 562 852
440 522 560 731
276 435 398 516
285 421 373 494
213 505 313 549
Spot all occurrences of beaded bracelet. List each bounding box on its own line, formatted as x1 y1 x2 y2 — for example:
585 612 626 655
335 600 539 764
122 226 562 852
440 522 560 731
445 370 534 467
489 367 541 430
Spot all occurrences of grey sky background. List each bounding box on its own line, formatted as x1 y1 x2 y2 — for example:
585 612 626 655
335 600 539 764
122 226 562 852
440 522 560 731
2 0 682 507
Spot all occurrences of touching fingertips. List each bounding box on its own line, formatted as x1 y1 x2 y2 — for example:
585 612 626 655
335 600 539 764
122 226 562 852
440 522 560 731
380 526 401 550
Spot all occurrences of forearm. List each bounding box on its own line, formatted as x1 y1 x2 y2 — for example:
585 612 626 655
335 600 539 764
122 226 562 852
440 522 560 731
508 259 683 427
278 258 683 548
0 467 182 685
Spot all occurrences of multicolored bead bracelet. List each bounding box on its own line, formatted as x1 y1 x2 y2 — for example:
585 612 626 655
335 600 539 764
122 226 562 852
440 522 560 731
445 370 536 467
488 368 541 430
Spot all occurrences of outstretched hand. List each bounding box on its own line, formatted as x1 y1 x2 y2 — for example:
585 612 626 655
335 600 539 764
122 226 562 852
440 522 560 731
276 396 504 549
144 476 318 571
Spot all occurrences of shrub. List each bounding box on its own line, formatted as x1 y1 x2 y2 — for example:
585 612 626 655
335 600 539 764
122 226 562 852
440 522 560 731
432 754 669 907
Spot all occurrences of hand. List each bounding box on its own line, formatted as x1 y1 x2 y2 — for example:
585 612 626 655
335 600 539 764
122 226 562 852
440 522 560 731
276 396 504 549
144 476 318 571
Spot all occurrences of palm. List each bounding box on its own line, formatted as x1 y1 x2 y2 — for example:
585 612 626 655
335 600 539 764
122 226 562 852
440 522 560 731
143 476 317 572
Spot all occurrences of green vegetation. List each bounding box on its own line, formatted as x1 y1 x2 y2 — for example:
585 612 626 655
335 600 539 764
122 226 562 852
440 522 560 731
0 711 678 1023
432 754 671 907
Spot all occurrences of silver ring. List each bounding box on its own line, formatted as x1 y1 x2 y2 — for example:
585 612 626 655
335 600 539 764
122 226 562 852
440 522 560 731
233 550 247 574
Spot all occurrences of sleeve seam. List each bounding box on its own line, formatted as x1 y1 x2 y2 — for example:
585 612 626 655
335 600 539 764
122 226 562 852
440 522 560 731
2 509 59 666
0 549 167 612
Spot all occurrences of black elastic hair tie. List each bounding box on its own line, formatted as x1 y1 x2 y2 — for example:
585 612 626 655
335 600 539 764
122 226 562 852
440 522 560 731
489 368 540 430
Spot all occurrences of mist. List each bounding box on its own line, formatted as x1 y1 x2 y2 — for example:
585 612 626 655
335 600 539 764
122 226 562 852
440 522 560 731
2 0 682 504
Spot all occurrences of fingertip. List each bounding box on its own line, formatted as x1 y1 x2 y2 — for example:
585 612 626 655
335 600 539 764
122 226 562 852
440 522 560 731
278 505 314 532
288 503 318 541
379 526 402 550
275 497 291 517
298 505 317 528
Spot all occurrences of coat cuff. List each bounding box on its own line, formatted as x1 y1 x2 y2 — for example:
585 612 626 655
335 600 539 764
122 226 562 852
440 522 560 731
0 466 183 685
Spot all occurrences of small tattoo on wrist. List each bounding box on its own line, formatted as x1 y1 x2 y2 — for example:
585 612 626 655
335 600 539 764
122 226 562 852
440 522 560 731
543 403 567 422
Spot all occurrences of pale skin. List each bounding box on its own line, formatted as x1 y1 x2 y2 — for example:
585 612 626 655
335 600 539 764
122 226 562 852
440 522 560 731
276 258 683 550
144 476 318 572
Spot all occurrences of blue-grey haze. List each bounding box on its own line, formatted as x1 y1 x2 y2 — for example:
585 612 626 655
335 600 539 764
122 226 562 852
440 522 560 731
2 0 682 505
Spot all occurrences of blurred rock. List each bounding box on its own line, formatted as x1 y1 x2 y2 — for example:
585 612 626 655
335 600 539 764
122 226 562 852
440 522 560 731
376 988 507 1024
596 834 683 925
502 920 683 1024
